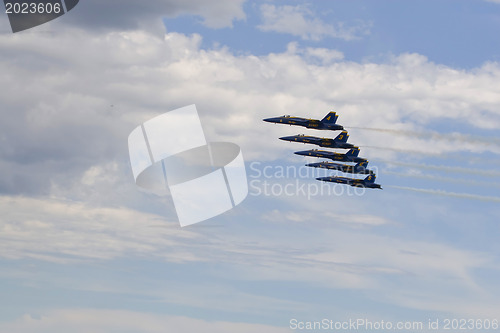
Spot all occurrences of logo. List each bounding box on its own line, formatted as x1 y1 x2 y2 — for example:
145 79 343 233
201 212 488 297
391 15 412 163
3 0 79 33
128 105 248 227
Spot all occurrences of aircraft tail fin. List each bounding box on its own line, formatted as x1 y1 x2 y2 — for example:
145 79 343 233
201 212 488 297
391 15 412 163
356 161 368 168
320 111 338 124
364 174 376 183
346 147 360 157
334 130 349 143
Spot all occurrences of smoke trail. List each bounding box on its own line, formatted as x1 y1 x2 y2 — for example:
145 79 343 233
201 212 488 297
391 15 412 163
361 145 443 156
364 146 500 165
383 171 500 187
348 126 500 147
349 127 500 158
388 185 500 203
377 160 500 177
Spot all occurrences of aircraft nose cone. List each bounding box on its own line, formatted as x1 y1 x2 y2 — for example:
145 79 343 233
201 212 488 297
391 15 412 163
294 150 308 156
279 136 294 141
263 117 278 123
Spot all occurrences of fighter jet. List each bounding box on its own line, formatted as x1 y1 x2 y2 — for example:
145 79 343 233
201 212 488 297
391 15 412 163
306 161 374 175
263 111 343 131
279 131 355 149
316 174 382 189
294 147 367 164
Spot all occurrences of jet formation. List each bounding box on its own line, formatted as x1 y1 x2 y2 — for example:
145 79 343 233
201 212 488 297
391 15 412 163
264 111 382 189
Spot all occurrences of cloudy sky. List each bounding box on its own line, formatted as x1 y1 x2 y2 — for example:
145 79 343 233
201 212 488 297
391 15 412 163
1 0 500 332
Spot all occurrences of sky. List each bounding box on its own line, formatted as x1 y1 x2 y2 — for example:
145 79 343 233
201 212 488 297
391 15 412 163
1 0 500 332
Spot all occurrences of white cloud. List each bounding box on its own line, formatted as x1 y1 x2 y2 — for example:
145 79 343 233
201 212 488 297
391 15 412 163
1 29 500 171
0 309 289 333
0 195 200 263
262 209 391 226
257 4 371 41
285 42 344 64
304 47 344 64
1 24 500 321
0 194 493 296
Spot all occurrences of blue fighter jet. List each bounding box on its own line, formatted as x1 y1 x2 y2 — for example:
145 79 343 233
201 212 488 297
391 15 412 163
316 174 382 189
294 147 367 164
306 161 374 175
263 111 343 131
279 131 355 149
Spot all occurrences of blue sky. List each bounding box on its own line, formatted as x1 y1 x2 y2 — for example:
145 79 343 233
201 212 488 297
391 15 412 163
0 1 500 332
166 0 500 68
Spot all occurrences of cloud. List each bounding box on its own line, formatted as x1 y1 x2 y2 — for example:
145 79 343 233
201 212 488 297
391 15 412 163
1 29 500 182
0 195 200 263
1 28 500 220
0 194 493 294
1 21 500 322
304 46 344 64
388 185 500 203
384 170 500 188
262 209 391 226
381 161 500 178
257 4 371 41
35 0 246 34
0 309 290 333
285 42 344 64
350 126 500 150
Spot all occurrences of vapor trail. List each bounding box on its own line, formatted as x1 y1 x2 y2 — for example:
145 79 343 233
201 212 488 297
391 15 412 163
388 185 500 203
383 171 500 187
347 126 500 147
361 146 443 156
377 160 500 177
365 146 500 164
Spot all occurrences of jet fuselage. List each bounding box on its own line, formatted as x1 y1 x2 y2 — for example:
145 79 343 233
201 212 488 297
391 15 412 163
279 135 355 149
316 176 382 189
263 115 343 131
295 149 367 163
306 161 374 174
